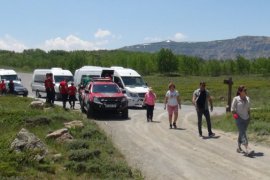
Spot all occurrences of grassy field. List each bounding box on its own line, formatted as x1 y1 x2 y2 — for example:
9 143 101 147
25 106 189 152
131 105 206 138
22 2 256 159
0 96 143 179
144 74 270 107
144 74 270 145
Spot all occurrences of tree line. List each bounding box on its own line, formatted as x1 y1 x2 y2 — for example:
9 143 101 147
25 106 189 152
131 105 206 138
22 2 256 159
0 48 270 76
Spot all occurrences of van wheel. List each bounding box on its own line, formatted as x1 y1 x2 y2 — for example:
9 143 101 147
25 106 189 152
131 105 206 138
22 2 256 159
36 90 41 98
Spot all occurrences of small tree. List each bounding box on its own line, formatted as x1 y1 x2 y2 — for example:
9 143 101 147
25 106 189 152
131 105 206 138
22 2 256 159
156 48 178 74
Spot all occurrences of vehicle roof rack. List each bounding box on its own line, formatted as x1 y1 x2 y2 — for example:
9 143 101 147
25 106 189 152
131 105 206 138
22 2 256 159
91 77 112 82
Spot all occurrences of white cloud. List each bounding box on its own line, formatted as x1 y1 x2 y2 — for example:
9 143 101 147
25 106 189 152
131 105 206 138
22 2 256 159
94 29 111 39
42 35 107 51
0 35 28 52
172 32 187 41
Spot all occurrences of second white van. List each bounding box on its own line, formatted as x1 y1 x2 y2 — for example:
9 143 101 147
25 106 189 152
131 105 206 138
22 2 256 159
31 67 73 99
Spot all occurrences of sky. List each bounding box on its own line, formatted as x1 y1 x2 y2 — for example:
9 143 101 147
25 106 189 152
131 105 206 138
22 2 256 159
0 0 270 52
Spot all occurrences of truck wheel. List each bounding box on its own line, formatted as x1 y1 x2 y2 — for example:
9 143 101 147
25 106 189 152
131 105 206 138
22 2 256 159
87 103 95 118
121 108 129 119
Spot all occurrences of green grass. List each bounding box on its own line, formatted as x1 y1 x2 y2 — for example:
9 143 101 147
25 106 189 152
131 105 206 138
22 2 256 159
0 96 143 179
144 74 270 107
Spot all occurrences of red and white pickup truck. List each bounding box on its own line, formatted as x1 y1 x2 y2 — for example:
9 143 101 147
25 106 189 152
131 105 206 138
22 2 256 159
80 77 128 119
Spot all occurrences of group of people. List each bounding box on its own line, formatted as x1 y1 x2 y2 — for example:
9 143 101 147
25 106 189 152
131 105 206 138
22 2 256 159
0 79 15 95
44 73 77 109
144 81 253 156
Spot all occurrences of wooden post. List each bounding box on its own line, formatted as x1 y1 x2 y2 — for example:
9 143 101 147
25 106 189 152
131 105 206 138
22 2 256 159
223 77 233 112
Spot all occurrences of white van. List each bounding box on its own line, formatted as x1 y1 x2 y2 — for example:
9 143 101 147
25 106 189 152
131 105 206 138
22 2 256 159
0 69 21 83
31 67 73 99
110 66 149 107
74 66 102 87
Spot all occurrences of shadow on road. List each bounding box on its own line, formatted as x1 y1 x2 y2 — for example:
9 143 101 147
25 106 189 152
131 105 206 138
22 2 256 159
202 135 221 140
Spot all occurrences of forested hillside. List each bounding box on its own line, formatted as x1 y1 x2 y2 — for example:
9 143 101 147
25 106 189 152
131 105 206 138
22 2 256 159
1 48 270 76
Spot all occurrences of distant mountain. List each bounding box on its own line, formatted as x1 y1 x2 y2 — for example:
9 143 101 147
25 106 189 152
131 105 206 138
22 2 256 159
120 36 270 60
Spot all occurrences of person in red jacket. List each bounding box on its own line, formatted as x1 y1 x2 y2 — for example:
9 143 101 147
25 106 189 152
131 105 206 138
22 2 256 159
59 79 68 109
45 73 55 105
0 80 7 95
68 82 77 109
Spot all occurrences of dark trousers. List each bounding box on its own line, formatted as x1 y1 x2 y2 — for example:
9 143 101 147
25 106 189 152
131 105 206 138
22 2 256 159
146 104 154 121
69 95 76 108
61 94 68 108
46 89 55 104
196 109 213 136
236 118 250 145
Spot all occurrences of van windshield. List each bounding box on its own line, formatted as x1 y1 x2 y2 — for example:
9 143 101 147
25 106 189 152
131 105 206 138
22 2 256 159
54 76 74 83
121 76 146 87
0 75 19 81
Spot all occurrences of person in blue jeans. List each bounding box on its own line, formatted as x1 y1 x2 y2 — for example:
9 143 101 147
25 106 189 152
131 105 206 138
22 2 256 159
231 85 253 156
192 81 215 137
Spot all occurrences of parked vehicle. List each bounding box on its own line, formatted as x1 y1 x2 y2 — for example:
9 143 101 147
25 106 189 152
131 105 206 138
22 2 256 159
0 69 21 84
110 66 148 107
31 67 73 99
80 77 128 119
12 83 28 97
74 66 103 101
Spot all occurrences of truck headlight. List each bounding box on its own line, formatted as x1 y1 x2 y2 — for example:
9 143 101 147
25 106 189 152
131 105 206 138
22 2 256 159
93 97 100 103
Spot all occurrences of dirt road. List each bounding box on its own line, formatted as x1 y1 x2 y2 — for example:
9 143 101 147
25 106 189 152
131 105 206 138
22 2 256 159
19 72 270 180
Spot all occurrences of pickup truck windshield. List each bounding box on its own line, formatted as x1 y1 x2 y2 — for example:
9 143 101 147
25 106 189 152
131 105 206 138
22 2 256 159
92 84 120 93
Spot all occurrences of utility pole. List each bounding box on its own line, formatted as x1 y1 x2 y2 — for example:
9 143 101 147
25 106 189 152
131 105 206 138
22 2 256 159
223 77 233 112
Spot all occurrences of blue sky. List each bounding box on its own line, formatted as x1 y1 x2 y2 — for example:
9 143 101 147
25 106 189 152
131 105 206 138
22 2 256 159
0 0 269 52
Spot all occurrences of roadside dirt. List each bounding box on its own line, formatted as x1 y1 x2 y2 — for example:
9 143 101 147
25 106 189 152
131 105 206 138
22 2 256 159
19 72 270 180
95 104 270 180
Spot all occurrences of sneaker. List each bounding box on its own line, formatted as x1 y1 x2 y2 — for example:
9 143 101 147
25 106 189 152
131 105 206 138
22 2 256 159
236 147 244 153
209 133 215 137
173 122 177 129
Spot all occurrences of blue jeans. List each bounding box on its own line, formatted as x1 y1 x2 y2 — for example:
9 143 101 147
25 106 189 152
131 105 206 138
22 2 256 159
196 109 213 136
236 117 250 145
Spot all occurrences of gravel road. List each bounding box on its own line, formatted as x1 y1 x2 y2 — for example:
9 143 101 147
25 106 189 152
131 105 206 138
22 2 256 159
19 72 270 180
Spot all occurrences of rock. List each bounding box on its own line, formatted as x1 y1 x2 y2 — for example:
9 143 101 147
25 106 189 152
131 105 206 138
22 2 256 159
56 133 73 143
64 120 84 129
10 128 48 161
46 128 68 139
29 100 44 109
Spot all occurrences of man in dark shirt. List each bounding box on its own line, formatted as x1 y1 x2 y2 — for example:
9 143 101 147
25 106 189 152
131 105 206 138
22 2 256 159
192 81 215 137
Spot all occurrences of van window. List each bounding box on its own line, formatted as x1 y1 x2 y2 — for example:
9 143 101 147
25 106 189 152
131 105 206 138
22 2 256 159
114 76 123 88
54 76 74 83
34 74 46 83
0 75 19 81
121 76 146 87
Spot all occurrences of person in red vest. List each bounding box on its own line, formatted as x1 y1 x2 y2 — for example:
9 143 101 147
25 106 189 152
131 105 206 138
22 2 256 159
59 79 68 109
45 73 55 105
0 80 7 95
68 82 77 109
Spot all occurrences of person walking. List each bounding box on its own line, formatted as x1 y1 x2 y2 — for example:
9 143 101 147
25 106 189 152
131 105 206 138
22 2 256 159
143 87 156 122
192 81 215 137
68 82 77 109
164 82 181 129
59 79 68 109
231 85 254 156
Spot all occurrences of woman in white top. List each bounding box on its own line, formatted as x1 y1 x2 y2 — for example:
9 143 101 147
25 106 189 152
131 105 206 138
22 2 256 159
164 82 181 129
231 85 253 156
